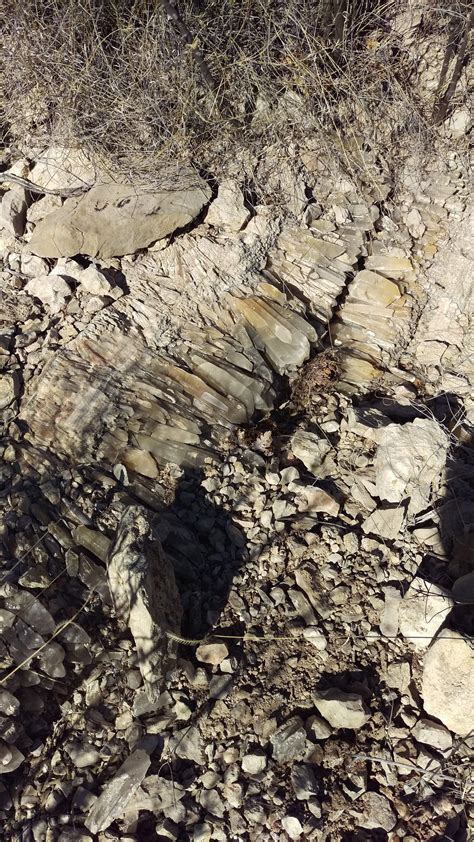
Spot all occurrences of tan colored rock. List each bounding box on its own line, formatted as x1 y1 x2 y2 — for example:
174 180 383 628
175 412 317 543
205 180 251 231
196 642 228 666
29 175 211 258
365 254 414 279
422 628 474 737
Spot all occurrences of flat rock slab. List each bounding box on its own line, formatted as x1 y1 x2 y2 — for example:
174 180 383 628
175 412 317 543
29 175 211 258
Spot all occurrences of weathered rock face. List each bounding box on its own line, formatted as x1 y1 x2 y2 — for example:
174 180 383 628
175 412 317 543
29 175 212 258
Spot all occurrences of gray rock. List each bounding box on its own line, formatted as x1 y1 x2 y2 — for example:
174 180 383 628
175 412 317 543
291 763 319 799
412 718 452 752
30 174 211 258
302 626 327 650
0 689 19 716
270 716 307 763
0 373 18 410
306 714 332 740
313 688 370 730
362 504 405 540
290 431 332 475
422 629 474 737
374 419 448 514
353 791 396 831
452 571 474 604
85 749 151 833
168 726 205 765
209 675 233 700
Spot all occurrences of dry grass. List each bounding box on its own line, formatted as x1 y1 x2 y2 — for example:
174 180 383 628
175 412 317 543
1 0 470 189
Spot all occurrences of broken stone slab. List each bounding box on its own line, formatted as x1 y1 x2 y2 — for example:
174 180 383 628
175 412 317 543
374 418 448 514
85 749 151 833
312 688 370 729
398 576 453 649
291 763 319 800
106 505 183 703
365 254 414 279
29 173 211 258
421 628 474 737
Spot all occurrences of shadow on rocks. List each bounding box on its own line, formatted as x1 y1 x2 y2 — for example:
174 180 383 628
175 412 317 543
154 466 247 642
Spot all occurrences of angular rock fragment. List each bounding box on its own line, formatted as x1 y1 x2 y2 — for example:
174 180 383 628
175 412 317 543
85 749 151 833
362 504 405 540
289 431 332 476
412 718 452 752
313 688 370 729
106 506 182 703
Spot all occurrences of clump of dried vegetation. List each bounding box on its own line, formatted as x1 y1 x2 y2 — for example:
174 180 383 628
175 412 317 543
0 0 472 185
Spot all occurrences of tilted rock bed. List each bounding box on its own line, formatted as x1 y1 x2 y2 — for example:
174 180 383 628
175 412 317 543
0 145 473 839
